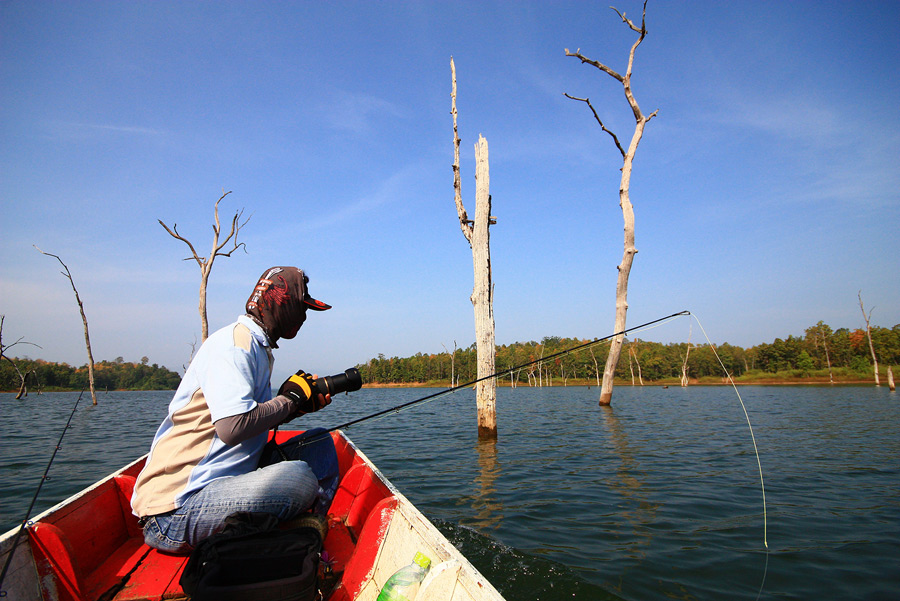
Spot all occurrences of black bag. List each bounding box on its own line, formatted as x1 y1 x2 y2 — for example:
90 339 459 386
179 511 322 601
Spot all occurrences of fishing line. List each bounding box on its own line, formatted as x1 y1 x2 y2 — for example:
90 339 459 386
689 312 768 550
325 310 691 433
0 388 84 596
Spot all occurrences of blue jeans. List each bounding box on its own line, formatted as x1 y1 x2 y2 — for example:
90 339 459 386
143 429 338 555
258 428 340 514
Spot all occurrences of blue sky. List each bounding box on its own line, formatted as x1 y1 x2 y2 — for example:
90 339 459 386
2 1 898 382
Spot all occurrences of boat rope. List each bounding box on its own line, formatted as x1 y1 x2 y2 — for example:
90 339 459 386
325 310 691 432
0 388 84 596
690 312 768 550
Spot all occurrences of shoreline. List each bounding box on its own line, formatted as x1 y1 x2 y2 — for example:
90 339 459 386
362 378 886 388
4 379 887 394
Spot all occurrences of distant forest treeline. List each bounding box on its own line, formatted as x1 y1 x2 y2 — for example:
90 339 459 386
1 357 182 392
355 322 900 385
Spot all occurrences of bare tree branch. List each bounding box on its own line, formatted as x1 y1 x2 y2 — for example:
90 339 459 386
159 190 250 340
33 246 98 405
451 57 474 245
0 315 44 398
611 2 646 34
563 93 626 157
564 48 624 82
157 220 203 265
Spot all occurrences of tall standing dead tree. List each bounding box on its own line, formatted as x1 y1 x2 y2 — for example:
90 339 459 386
34 247 98 405
451 57 498 439
858 291 880 385
159 190 249 341
565 0 657 405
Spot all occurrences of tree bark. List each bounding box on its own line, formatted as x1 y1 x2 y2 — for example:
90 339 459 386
452 57 497 438
565 1 657 406
472 136 496 436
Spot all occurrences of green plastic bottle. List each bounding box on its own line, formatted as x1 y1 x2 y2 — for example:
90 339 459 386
376 552 432 601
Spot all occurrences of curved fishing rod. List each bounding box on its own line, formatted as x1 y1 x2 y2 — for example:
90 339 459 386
0 388 84 596
327 310 690 433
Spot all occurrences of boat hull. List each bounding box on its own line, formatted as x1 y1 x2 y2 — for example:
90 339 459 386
1 430 505 601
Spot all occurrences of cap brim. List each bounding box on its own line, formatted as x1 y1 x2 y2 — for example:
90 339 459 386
304 296 331 311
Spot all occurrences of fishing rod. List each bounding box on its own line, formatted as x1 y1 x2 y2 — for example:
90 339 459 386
0 389 84 596
327 310 690 433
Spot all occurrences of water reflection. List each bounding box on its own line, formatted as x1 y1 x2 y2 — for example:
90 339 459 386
465 437 504 530
598 405 658 560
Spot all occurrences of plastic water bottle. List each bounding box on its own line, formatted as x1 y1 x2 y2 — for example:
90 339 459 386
376 552 432 601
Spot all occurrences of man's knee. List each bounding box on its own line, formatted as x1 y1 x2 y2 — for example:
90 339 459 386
258 461 319 512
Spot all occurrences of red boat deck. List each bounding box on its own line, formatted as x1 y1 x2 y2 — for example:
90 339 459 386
26 431 396 601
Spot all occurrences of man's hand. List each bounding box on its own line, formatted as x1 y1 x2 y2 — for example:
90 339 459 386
278 370 331 415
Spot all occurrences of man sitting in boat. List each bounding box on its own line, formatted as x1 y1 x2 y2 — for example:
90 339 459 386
131 266 337 555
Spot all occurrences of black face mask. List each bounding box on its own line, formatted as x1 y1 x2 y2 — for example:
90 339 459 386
245 267 329 346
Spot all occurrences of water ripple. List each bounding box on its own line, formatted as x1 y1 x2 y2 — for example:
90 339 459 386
3 386 899 600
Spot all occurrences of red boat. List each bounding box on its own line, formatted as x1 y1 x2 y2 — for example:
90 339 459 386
0 430 506 601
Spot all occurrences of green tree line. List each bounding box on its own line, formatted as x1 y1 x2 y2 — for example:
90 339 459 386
1 357 181 392
356 322 900 385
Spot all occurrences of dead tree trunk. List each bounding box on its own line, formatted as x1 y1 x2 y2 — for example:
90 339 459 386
565 1 657 406
629 345 644 385
34 248 98 405
159 190 249 341
819 324 834 385
628 346 635 385
452 57 497 439
590 348 601 387
680 325 693 388
442 341 458 389
858 291 880 385
680 345 691 387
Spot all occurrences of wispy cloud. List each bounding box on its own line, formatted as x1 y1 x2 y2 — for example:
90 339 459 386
302 163 423 230
726 94 845 144
320 89 407 136
702 87 900 207
44 120 169 140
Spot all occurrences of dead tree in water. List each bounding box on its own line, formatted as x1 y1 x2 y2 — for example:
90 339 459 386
34 247 98 405
159 190 249 341
0 315 42 399
451 57 497 439
858 291 880 385
565 0 658 405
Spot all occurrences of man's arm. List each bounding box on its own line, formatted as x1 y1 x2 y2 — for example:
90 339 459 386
214 396 294 446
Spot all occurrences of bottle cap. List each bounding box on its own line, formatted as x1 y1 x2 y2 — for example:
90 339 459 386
413 552 431 570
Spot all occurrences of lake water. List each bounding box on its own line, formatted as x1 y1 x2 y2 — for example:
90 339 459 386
2 385 898 600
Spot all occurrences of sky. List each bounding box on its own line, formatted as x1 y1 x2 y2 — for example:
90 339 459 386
2 1 898 383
